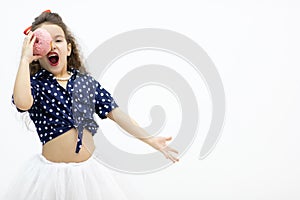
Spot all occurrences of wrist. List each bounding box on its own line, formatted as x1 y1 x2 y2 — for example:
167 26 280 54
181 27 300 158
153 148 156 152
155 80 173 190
20 56 31 65
140 136 154 145
140 137 160 150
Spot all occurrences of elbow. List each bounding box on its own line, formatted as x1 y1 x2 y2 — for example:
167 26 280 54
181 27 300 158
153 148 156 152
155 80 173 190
13 95 33 111
107 107 120 121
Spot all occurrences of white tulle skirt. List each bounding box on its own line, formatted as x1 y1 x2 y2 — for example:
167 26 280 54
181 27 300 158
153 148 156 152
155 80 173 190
2 153 143 200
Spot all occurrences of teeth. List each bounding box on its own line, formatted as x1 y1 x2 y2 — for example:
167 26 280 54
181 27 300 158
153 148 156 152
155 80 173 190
48 52 57 57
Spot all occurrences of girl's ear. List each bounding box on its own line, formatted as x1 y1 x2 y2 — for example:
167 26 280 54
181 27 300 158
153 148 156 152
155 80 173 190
67 43 72 56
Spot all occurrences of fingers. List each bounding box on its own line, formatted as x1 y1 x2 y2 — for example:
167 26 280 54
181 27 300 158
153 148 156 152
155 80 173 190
32 55 42 61
23 31 33 43
166 146 179 154
23 31 37 48
168 153 179 163
28 33 37 45
160 146 179 163
153 136 179 163
162 136 179 162
21 31 38 63
162 150 179 163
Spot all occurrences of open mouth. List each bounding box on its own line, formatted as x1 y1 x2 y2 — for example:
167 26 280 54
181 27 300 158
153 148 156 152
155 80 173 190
47 52 59 66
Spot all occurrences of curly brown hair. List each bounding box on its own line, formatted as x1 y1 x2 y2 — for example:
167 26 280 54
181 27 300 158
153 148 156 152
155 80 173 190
29 11 87 75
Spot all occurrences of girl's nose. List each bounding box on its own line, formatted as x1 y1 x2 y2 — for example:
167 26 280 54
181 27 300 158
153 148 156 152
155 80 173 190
51 41 56 50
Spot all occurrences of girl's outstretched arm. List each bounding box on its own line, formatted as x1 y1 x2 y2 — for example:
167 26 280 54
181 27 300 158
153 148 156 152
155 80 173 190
107 107 179 163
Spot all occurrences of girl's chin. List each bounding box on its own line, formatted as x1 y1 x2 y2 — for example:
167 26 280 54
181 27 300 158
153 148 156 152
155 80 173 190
44 66 64 74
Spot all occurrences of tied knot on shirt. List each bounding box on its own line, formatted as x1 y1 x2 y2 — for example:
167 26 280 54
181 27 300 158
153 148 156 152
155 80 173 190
72 75 100 153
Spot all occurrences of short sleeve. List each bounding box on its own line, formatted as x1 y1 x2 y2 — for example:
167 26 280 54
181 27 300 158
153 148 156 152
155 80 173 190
94 82 119 119
11 84 37 112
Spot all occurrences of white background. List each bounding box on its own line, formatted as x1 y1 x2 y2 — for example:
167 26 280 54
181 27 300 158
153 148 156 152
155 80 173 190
1 0 300 199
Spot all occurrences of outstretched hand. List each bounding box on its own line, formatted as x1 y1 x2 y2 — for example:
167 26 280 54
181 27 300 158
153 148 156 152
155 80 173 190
107 108 179 163
148 136 179 163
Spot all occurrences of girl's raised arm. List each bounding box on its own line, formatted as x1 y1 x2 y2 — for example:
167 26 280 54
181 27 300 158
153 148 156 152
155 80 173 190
13 32 41 110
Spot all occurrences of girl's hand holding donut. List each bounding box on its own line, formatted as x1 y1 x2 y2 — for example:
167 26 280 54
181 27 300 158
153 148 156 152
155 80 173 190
21 31 42 63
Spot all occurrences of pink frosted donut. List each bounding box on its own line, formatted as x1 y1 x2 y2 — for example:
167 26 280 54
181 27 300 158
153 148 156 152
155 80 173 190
33 28 52 56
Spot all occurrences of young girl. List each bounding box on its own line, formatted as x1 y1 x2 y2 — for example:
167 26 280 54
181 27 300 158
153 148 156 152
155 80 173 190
4 10 179 200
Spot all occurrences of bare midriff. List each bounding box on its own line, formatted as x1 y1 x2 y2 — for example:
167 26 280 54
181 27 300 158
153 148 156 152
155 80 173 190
42 128 95 163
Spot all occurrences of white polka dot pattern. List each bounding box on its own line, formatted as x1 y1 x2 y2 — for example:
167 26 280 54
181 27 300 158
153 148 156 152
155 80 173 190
12 68 119 153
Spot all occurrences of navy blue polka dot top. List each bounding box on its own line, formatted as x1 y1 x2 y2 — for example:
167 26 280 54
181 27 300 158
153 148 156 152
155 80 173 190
12 68 119 153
